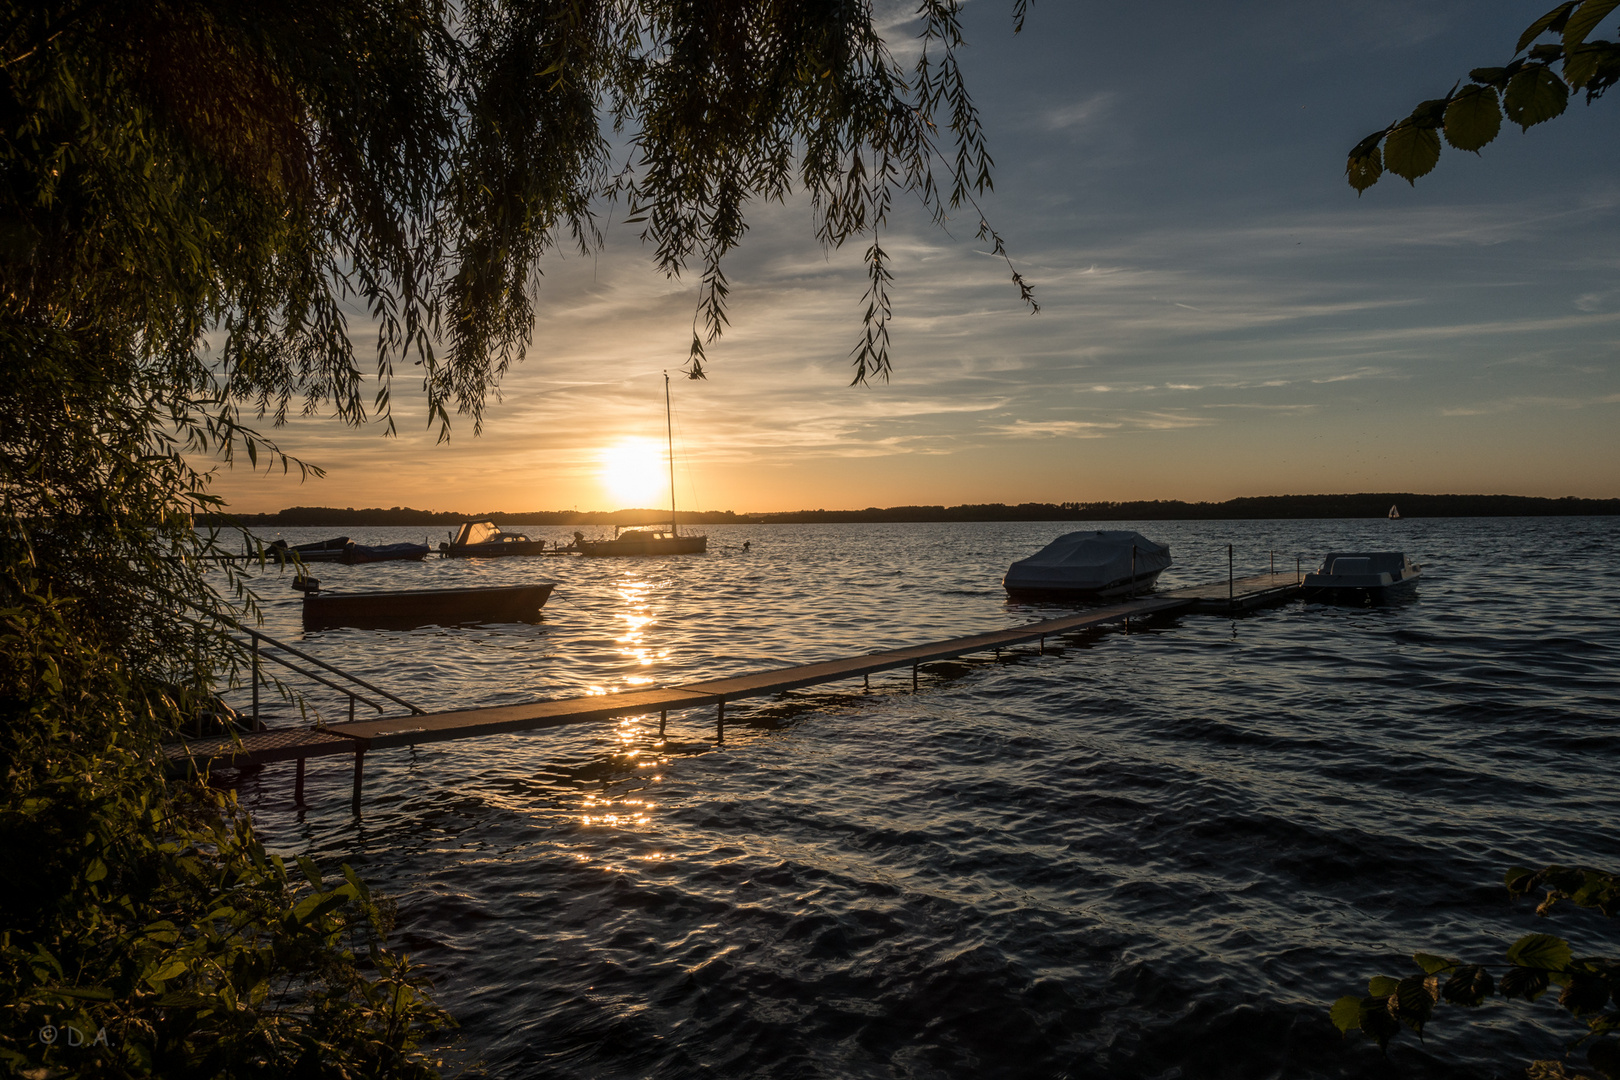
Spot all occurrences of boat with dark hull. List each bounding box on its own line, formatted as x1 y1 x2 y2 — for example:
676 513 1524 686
1004 530 1172 600
573 526 707 557
573 373 706 557
341 541 430 564
440 521 553 557
301 583 555 630
269 536 350 563
1302 551 1420 603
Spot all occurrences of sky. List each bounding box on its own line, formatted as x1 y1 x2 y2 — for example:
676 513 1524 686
209 0 1620 514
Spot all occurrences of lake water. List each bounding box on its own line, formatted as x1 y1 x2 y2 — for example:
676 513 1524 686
227 518 1620 1079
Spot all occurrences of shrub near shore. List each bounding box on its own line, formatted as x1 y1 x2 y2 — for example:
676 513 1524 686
0 583 450 1078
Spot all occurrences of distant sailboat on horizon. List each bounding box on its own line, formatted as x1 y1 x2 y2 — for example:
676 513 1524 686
1388 504 1401 519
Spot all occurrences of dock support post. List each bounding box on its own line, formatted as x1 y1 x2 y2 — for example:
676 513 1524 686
1228 544 1234 611
716 700 725 742
348 694 356 724
912 663 919 692
1271 550 1275 575
659 710 667 736
1039 635 1045 655
351 750 365 815
1297 555 1301 584
294 757 306 806
863 673 870 691
251 636 261 727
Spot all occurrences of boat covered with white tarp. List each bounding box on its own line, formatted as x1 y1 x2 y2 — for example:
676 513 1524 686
1003 530 1172 599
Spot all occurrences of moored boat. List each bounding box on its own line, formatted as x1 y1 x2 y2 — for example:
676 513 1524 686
301 582 555 629
341 541 431 564
1302 551 1420 602
1003 530 1171 599
268 536 350 563
572 526 707 557
440 521 552 557
574 373 707 557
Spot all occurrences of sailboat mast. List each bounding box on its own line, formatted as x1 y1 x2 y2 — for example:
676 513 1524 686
665 372 678 536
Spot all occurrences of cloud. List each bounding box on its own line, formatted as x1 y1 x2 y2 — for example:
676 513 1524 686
1039 93 1116 133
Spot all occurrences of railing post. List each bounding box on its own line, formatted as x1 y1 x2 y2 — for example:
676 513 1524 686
1297 554 1301 584
351 750 365 815
251 635 261 726
348 694 356 724
295 757 306 806
1271 550 1275 575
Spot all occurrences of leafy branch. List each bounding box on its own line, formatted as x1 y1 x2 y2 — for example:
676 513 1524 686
1347 0 1620 190
1332 865 1620 1079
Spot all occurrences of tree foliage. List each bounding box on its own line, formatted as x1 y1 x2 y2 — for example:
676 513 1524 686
1332 865 1620 1079
0 3 1032 1072
0 584 450 1078
1347 0 1620 190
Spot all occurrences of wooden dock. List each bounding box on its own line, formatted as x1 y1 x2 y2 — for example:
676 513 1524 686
166 572 1302 809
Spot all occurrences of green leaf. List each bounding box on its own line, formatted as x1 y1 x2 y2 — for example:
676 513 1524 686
1347 147 1383 192
1391 975 1436 1035
1413 952 1458 974
1501 966 1552 1001
1504 66 1570 128
296 855 323 889
1564 43 1607 88
1564 0 1620 47
1519 2 1580 52
1369 975 1400 996
1362 997 1402 1049
1442 964 1495 1006
1471 66 1512 85
145 959 189 987
1559 975 1611 1015
1331 995 1364 1032
1508 933 1574 971
1383 124 1442 183
1507 865 1540 894
1444 86 1503 151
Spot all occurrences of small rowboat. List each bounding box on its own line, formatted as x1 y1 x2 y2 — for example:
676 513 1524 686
301 583 555 630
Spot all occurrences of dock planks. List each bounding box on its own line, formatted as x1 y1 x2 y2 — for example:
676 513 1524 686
166 572 1301 802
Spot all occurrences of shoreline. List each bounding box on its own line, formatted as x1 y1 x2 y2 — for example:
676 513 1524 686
203 493 1620 528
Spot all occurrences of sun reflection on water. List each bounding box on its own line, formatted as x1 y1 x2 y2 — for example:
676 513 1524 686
613 578 671 687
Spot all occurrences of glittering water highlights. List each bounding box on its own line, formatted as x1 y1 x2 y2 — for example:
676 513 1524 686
230 518 1620 1079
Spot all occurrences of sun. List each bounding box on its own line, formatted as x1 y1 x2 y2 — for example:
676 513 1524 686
599 438 666 508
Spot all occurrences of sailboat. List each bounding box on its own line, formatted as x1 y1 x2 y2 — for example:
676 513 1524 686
1388 504 1401 519
573 374 708 557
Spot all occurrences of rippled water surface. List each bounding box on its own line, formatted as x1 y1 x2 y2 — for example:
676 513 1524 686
229 518 1620 1079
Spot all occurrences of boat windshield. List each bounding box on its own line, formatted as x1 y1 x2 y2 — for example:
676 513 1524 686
455 521 502 546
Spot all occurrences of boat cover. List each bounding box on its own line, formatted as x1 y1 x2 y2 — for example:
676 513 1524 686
1004 530 1171 593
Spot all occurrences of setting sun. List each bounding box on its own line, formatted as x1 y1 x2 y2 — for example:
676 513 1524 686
599 438 666 508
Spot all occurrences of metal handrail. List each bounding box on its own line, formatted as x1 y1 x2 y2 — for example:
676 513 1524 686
240 627 426 727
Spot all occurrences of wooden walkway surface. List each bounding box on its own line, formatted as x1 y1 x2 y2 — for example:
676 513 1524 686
166 572 1301 806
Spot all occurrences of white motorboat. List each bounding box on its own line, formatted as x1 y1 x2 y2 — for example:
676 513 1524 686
1003 530 1171 599
1302 551 1420 602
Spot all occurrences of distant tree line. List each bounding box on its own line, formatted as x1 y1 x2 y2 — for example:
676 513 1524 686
213 493 1620 528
